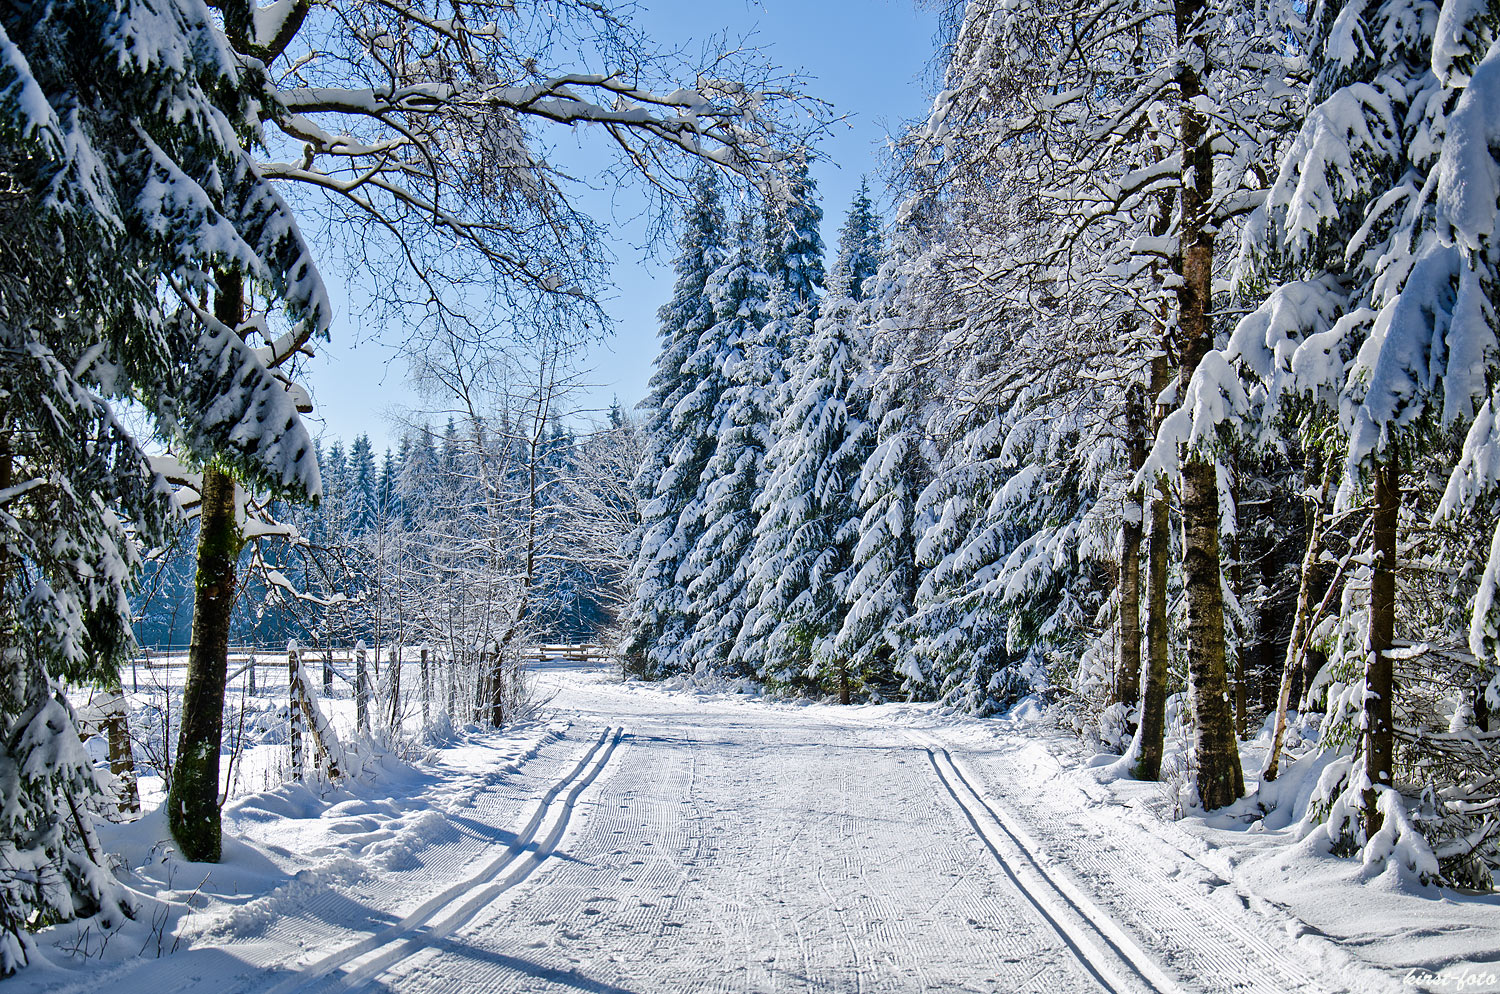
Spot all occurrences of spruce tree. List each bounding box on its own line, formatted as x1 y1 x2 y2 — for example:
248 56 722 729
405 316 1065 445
762 151 825 319
625 169 727 675
832 178 883 303
680 220 775 674
735 271 871 699
836 251 930 699
349 435 378 535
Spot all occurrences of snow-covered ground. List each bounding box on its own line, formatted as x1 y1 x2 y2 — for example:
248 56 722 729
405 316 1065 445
16 659 1500 993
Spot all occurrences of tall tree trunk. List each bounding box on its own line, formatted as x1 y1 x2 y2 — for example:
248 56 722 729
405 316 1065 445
1226 461 1246 738
1116 377 1147 709
1362 450 1399 839
1263 458 1329 782
490 403 546 725
168 461 244 861
1135 355 1172 781
1175 8 1244 809
387 645 402 734
168 272 245 861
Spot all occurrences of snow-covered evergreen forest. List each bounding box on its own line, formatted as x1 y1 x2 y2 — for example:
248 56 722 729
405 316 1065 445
623 0 1500 892
4 0 1500 987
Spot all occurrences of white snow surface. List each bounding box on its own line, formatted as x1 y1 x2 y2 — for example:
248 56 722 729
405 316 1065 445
16 660 1500 993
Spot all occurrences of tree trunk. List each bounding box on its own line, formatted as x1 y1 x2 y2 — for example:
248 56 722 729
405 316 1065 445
288 646 304 782
1181 457 1244 808
387 646 402 734
168 271 248 862
168 463 244 861
1362 450 1399 839
420 646 430 725
489 419 543 726
1226 470 1246 738
1116 378 1147 709
355 642 369 732
1173 0 1243 810
487 645 505 727
1263 460 1329 782
1135 355 1172 781
102 684 140 817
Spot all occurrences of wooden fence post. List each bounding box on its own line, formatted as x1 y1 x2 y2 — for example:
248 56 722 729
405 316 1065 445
420 647 430 725
247 651 256 695
323 643 333 697
355 641 370 733
288 642 303 782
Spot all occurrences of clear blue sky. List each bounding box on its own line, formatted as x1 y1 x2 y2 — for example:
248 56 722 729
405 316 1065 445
300 0 940 452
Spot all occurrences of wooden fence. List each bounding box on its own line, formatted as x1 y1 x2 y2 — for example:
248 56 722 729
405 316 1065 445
127 642 617 694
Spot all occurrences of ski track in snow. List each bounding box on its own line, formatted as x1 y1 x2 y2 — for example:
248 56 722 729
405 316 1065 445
22 661 1372 993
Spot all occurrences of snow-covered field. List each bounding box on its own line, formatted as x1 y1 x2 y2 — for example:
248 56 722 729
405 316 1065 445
17 659 1500 993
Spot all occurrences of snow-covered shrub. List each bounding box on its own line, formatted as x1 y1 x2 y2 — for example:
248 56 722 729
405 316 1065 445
0 662 134 973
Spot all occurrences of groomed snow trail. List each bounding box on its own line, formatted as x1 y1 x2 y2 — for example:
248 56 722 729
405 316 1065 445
27 660 1358 994
357 662 1344 994
371 679 1114 994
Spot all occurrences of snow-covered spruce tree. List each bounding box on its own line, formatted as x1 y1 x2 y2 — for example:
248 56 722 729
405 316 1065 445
903 366 1103 716
625 171 728 676
762 151 826 320
838 366 930 698
833 178 883 304
0 0 329 952
831 193 933 699
680 214 775 674
902 411 1019 715
734 271 872 700
1157 0 1500 870
882 0 1148 721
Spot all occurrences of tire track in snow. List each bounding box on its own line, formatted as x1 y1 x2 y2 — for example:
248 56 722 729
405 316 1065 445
918 737 1178 994
263 725 623 994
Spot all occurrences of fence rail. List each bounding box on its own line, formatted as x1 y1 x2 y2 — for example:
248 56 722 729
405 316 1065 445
126 643 616 693
522 644 614 662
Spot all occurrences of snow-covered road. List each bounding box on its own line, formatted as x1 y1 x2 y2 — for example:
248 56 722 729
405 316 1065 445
371 668 1125 994
21 660 1369 994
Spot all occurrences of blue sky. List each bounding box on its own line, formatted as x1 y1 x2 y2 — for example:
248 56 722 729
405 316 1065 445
300 0 940 452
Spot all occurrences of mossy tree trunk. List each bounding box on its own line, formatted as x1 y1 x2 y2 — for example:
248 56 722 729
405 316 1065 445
168 273 246 862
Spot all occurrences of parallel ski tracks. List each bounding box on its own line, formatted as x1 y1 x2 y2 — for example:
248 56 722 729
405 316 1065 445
915 731 1349 994
915 734 1182 994
264 725 624 994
